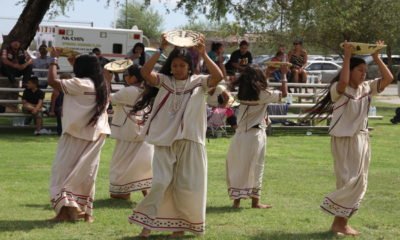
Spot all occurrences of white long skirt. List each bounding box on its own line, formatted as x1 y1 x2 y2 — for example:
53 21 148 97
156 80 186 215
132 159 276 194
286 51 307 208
321 131 370 218
226 128 266 199
109 140 153 194
50 134 106 216
128 140 207 235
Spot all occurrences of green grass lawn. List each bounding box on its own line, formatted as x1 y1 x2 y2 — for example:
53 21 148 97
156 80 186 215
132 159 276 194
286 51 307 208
0 99 399 240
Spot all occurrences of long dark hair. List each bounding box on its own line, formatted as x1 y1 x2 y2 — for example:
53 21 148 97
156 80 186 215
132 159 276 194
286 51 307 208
131 42 146 66
126 64 159 121
159 47 194 76
304 57 366 121
211 42 223 52
73 54 109 126
237 66 268 101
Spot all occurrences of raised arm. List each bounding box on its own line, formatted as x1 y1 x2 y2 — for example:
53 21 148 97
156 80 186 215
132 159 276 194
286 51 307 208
280 64 289 98
103 69 114 92
47 47 63 91
336 42 352 94
49 89 60 116
140 34 169 86
196 36 223 87
372 40 393 91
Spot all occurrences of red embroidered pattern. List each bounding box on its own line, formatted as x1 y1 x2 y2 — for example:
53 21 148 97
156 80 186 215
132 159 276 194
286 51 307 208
109 178 152 194
129 211 205 234
320 197 359 218
51 190 93 214
228 187 261 199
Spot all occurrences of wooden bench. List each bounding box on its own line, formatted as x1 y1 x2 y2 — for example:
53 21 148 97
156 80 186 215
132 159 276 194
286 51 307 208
267 114 383 135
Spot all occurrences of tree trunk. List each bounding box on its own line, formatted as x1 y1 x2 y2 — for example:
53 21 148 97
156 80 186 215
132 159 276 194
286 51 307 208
0 0 53 99
2 0 53 50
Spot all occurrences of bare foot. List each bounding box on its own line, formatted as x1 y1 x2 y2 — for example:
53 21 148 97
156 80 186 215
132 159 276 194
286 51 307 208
141 190 148 197
78 211 86 219
331 224 360 236
110 193 130 200
84 214 94 223
66 206 80 221
232 199 240 208
251 197 272 209
331 216 360 236
251 203 272 209
138 228 151 238
49 206 70 222
169 231 184 238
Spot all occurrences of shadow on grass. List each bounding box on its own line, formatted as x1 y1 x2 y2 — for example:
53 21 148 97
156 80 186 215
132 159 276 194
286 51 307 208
24 203 52 210
249 230 336 240
206 205 243 214
119 233 196 240
0 219 58 232
94 198 136 209
372 122 396 126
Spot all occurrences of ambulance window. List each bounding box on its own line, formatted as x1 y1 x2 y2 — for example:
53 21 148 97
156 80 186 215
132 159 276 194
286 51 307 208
100 32 107 38
113 44 123 54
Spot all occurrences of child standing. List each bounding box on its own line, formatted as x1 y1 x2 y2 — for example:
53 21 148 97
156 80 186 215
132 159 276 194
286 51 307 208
128 34 223 238
226 66 288 209
306 41 393 236
22 76 45 135
106 65 156 200
48 51 110 222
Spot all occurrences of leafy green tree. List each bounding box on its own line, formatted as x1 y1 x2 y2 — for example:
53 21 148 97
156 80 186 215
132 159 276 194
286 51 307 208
116 1 164 40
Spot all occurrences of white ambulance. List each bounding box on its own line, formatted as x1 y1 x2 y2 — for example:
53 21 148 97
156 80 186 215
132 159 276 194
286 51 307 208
31 24 145 69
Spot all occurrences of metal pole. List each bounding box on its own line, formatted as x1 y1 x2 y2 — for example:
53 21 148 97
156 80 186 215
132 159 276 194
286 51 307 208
280 5 283 33
125 0 128 28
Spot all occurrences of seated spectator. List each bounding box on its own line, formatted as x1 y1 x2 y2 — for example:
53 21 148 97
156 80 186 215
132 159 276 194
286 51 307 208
225 40 253 74
32 44 51 88
288 39 308 84
22 76 45 135
1 39 33 87
92 48 110 68
266 51 291 82
225 40 253 90
207 42 227 78
207 84 237 129
126 42 147 66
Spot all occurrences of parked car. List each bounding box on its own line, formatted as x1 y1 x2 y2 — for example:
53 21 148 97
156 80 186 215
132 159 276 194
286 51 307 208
145 47 167 70
308 55 334 61
253 54 273 71
360 54 400 80
305 60 342 83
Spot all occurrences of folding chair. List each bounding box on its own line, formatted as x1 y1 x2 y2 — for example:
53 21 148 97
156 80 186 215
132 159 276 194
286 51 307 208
207 107 228 138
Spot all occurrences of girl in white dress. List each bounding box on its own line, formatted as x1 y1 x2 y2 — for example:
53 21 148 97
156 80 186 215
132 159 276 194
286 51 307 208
107 65 157 200
128 34 223 238
226 66 288 209
48 52 111 223
305 41 393 236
